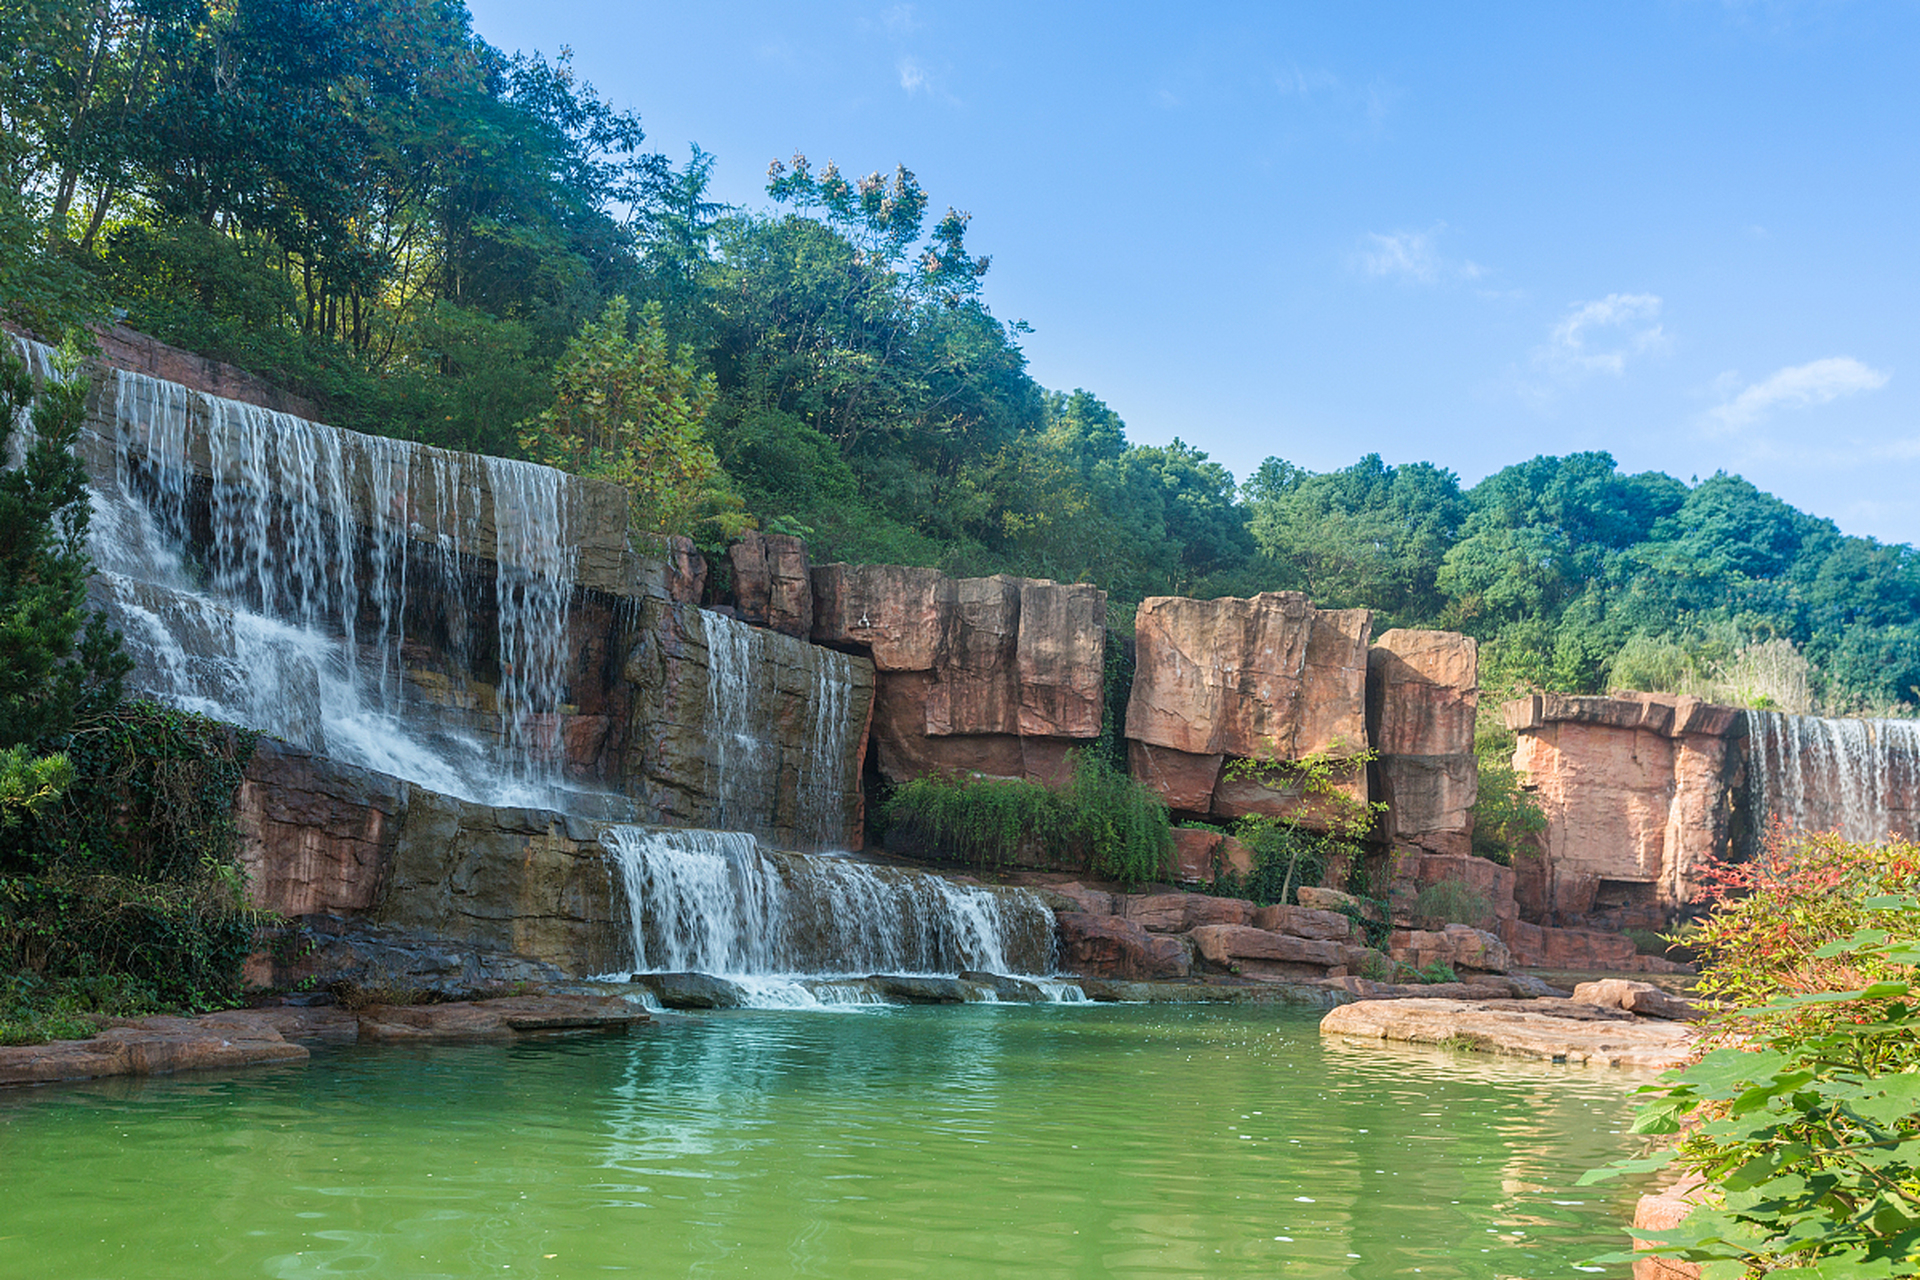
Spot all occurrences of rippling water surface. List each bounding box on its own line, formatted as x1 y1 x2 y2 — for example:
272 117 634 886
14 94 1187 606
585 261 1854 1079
0 1005 1659 1278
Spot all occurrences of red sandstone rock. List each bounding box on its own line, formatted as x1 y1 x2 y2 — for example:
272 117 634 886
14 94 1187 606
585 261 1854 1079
1055 912 1191 980
1320 997 1694 1068
1633 1175 1708 1280
1210 756 1370 826
355 994 650 1042
1128 740 1223 813
1571 979 1702 1021
1507 691 1734 916
1122 892 1253 932
729 532 813 638
1188 924 1346 970
665 535 707 604
1126 593 1372 762
1499 919 1639 970
1368 628 1478 857
925 575 1023 735
1406 853 1518 929
1388 924 1512 974
1250 904 1353 941
0 1012 308 1086
1015 580 1105 738
810 563 955 670
1170 827 1223 882
237 739 402 917
1051 882 1118 916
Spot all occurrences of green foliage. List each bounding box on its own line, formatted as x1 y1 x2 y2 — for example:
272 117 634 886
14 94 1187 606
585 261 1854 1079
1581 837 1920 1277
0 748 73 829
2 702 263 1018
1415 961 1458 985
520 296 747 543
1212 749 1385 907
0 970 167 1047
1414 878 1493 929
1214 818 1329 908
1 345 130 747
879 752 1171 885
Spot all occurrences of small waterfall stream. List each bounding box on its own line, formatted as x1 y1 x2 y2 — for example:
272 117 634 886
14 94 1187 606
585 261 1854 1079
1745 711 1920 845
697 609 857 848
602 826 1076 1007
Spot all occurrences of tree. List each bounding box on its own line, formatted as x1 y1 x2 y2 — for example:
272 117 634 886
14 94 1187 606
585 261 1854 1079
0 346 129 748
519 296 743 540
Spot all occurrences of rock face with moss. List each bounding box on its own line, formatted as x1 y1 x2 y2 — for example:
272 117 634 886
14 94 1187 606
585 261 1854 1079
811 565 1106 785
1124 592 1374 825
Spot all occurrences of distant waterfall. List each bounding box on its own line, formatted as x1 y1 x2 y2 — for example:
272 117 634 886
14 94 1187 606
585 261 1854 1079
602 826 1055 978
86 365 580 808
697 610 858 849
1746 711 1920 846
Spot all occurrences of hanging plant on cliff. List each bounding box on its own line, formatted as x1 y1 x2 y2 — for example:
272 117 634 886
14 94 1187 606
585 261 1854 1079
519 296 751 543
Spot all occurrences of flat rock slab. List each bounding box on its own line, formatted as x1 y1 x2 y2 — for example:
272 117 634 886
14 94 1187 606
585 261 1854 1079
1319 997 1694 1069
355 995 651 1042
0 1012 309 1087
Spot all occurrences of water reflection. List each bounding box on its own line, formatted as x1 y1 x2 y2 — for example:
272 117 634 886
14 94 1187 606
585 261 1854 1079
0 1007 1656 1279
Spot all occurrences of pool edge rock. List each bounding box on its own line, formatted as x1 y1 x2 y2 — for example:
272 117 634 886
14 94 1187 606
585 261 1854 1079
1318 996 1694 1068
0 994 651 1087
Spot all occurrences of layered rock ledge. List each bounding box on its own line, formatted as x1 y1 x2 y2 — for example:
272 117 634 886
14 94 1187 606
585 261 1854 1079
1319 996 1695 1069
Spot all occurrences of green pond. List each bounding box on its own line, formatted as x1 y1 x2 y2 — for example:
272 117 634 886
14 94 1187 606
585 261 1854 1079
0 1004 1658 1278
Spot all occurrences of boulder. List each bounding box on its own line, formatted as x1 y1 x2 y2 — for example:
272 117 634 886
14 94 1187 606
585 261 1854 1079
1320 997 1695 1069
1170 827 1224 882
1188 924 1346 970
1368 629 1478 755
664 535 707 604
869 975 980 1004
1128 741 1223 813
1054 912 1191 980
617 597 875 849
1249 904 1353 941
1014 580 1106 738
1571 979 1703 1021
356 994 649 1041
729 532 814 638
1297 886 1362 914
1388 924 1512 974
1050 882 1119 916
0 1012 308 1086
1122 892 1252 932
631 972 747 1010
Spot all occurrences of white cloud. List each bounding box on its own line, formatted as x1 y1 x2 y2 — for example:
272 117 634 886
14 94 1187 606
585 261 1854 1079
1357 227 1483 285
1707 357 1889 432
880 4 918 35
1540 293 1666 376
898 57 929 93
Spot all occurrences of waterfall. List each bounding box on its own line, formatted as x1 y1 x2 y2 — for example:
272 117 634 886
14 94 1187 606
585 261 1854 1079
486 456 574 785
697 609 858 849
4 332 64 466
85 365 582 809
602 826 1057 982
1746 711 1920 846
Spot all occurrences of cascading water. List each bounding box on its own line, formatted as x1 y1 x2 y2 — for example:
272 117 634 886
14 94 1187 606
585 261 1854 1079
697 609 857 848
1745 711 1920 846
601 826 1073 1006
81 363 585 809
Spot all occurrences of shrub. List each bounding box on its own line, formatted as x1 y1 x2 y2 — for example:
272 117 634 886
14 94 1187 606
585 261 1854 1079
879 751 1171 885
1580 833 1920 1276
1414 878 1493 928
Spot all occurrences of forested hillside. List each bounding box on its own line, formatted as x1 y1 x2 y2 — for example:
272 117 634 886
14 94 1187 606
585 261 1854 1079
5 0 1916 713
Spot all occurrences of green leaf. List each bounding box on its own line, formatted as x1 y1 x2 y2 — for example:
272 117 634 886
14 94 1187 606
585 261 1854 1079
1577 1148 1675 1183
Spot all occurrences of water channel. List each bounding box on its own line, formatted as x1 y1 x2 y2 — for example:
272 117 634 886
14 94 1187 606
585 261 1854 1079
0 1005 1654 1278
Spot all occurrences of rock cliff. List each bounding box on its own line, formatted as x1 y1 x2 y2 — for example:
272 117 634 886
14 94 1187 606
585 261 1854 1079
812 565 1105 784
1124 592 1373 825
1505 692 1741 919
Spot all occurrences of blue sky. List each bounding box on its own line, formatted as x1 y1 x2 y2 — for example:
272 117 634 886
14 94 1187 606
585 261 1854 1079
465 0 1920 546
